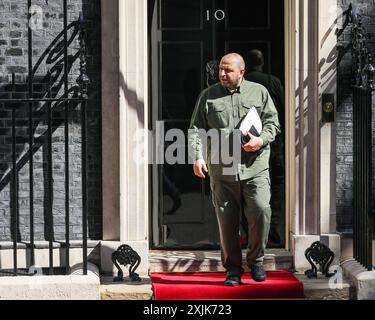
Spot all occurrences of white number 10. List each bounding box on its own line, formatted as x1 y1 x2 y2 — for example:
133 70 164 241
206 10 226 21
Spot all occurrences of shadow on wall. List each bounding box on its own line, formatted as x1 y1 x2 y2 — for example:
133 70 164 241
292 2 348 234
0 5 101 242
294 5 353 135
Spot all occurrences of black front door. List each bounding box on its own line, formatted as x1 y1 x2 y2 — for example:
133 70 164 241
149 0 285 249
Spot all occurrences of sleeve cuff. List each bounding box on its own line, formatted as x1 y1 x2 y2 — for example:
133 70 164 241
259 133 269 146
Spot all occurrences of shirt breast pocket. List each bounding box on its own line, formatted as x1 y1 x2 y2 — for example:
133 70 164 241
240 102 261 119
207 102 230 128
240 104 251 119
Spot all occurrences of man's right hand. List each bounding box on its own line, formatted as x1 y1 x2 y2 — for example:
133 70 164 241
193 159 208 178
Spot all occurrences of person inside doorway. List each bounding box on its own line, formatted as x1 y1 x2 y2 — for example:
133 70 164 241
189 53 280 285
245 49 285 246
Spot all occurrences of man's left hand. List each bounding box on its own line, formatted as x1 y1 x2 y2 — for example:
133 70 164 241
242 132 263 153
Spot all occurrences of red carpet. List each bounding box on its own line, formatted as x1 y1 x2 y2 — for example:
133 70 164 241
151 272 304 300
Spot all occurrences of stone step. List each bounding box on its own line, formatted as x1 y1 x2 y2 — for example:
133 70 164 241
100 249 354 300
101 249 355 300
149 249 293 273
100 276 153 300
100 272 354 300
295 273 355 300
100 274 356 300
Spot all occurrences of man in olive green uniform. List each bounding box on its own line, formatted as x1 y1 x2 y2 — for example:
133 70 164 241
189 53 280 285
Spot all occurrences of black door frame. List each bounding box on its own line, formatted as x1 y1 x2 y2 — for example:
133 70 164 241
148 0 286 249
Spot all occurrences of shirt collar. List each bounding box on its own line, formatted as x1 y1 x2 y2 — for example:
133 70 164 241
223 79 244 94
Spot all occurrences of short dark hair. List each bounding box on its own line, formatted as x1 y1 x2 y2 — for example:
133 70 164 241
247 49 264 69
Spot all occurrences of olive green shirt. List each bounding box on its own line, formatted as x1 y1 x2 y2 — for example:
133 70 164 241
189 80 280 181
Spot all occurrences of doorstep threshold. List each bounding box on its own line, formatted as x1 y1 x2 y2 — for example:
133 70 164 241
149 249 293 273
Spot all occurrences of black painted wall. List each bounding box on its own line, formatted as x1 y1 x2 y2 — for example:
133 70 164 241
0 0 102 241
336 0 375 234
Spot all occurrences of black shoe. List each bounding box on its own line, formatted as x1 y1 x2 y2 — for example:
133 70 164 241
224 274 241 287
250 264 266 282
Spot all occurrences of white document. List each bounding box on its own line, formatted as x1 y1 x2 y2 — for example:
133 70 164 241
239 106 262 137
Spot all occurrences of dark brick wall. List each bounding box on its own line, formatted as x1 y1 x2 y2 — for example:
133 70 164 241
0 0 102 240
336 0 375 233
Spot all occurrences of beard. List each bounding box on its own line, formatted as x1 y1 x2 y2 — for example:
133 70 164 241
220 76 241 90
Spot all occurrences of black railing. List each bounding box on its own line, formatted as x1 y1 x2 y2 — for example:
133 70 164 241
353 85 372 271
0 1 90 276
342 3 375 270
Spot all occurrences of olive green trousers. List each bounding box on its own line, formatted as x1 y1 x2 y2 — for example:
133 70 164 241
210 170 272 276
